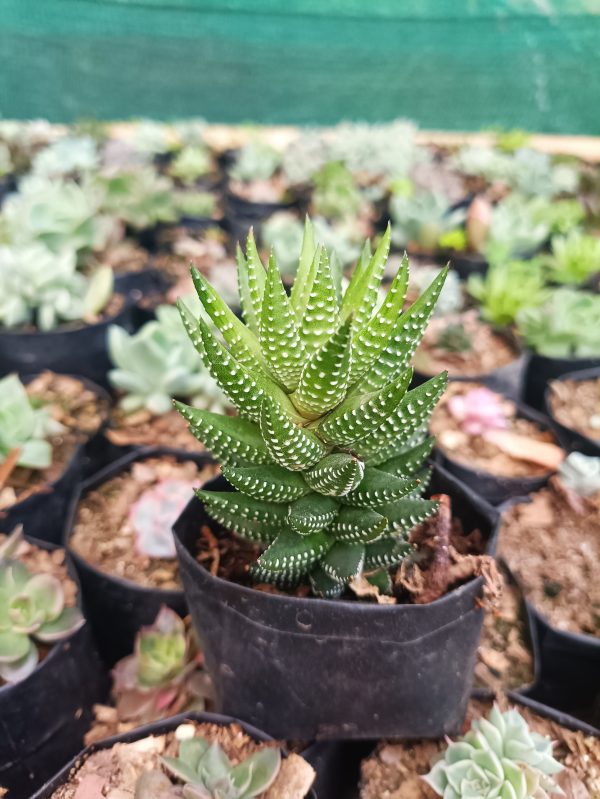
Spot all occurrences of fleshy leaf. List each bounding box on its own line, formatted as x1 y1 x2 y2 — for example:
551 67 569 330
372 437 435 474
364 538 412 569
378 498 440 532
290 217 317 318
289 494 338 535
299 248 340 351
329 507 388 543
322 542 365 582
309 565 346 597
258 529 332 574
304 453 365 496
35 606 84 643
260 397 328 471
236 229 266 335
220 463 309 504
342 469 419 508
340 225 391 330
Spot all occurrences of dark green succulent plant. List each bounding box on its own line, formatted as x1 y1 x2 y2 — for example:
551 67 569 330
176 219 447 597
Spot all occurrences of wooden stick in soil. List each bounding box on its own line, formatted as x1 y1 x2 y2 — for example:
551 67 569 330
0 448 21 493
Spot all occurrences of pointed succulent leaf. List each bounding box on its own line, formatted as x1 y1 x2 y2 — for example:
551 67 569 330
318 369 412 446
322 542 365 582
309 565 346 597
289 493 338 535
304 453 364 496
342 468 420 508
177 298 204 356
349 253 409 384
299 248 340 351
221 463 310 504
260 397 328 471
175 403 273 465
364 538 412 570
249 563 306 589
191 267 265 372
372 437 435 474
329 507 388 543
231 748 281 797
257 529 332 574
378 498 440 532
292 318 353 418
290 216 317 316
236 230 266 335
359 267 449 393
340 225 391 328
355 373 447 460
197 490 287 542
329 251 343 306
365 569 393 595
259 253 307 391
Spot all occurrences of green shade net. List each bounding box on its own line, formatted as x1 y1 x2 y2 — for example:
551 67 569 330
1 0 599 131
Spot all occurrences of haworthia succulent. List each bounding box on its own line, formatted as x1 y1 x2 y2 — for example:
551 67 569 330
177 219 448 594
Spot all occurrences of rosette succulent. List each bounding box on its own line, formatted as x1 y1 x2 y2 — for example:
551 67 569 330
0 541 84 684
425 704 563 799
157 736 281 799
516 288 600 358
311 161 363 221
389 188 466 251
228 139 282 183
112 606 207 724
170 145 214 185
176 220 447 597
0 373 65 469
467 258 547 327
99 166 177 230
31 136 99 178
108 302 228 415
542 231 600 286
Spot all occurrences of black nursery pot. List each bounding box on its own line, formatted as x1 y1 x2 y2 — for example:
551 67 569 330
114 266 172 304
174 465 499 741
32 710 318 799
523 351 600 410
0 296 135 389
0 536 107 798
0 374 111 544
65 447 213 667
436 402 560 506
544 366 600 457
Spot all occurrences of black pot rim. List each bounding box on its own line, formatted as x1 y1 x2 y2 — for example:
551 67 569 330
65 446 214 598
543 365 600 453
498 495 600 651
174 461 499 613
0 292 131 338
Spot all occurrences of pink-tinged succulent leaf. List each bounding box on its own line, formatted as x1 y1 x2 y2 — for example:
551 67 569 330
151 605 186 637
447 387 509 435
0 629 32 662
34 605 85 643
22 572 64 622
130 479 196 559
0 638 38 683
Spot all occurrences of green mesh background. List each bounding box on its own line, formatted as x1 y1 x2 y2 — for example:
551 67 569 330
1 0 600 132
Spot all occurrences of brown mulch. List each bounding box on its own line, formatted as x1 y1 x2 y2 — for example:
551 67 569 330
431 382 562 478
50 721 315 799
413 310 519 377
498 478 600 638
106 408 207 451
548 376 600 442
359 696 600 799
70 457 218 590
0 372 109 511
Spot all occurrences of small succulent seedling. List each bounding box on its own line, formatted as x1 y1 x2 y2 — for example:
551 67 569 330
389 188 466 251
0 373 65 469
558 452 600 497
424 704 563 799
130 479 197 558
112 606 207 724
169 145 213 184
447 387 509 436
436 322 473 353
542 231 600 286
468 258 547 327
516 288 600 358
311 161 362 221
160 735 281 799
0 528 84 683
176 219 447 597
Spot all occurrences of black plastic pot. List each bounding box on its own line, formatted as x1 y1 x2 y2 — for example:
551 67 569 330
65 447 213 667
0 374 111 544
442 251 489 280
0 296 135 389
523 351 600 410
499 497 600 730
0 536 107 798
414 339 528 402
32 710 318 799
114 266 172 304
436 402 561 506
224 189 297 224
174 465 499 740
543 366 600 457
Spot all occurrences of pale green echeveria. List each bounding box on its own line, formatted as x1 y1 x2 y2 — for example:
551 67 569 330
543 231 600 286
467 258 547 327
31 136 99 179
108 301 228 415
425 704 563 799
162 736 281 799
130 120 175 157
0 374 65 469
516 288 600 358
558 452 600 497
312 161 363 222
228 139 282 183
170 145 213 185
0 175 116 256
0 243 114 331
0 557 84 683
389 189 466 251
98 166 177 230
281 130 330 185
483 195 553 260
174 191 216 219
